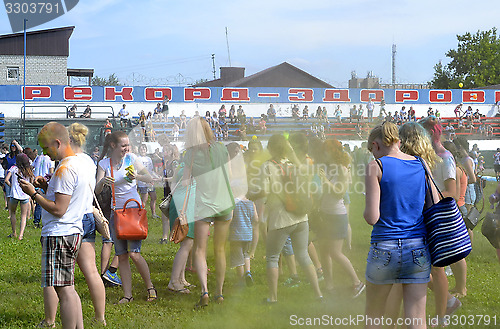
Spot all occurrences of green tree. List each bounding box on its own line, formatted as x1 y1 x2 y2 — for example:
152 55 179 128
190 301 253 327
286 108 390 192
431 28 500 89
92 73 121 86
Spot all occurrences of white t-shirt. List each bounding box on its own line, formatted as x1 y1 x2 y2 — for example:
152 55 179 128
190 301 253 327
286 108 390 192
76 153 97 214
0 154 5 179
33 154 55 178
136 155 154 188
41 155 92 237
98 153 141 209
118 108 129 120
8 166 30 200
432 150 456 192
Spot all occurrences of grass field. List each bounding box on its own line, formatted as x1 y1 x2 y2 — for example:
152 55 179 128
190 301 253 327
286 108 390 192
0 181 499 329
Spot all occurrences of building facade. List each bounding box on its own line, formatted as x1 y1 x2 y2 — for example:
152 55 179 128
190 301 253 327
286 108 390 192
0 26 74 85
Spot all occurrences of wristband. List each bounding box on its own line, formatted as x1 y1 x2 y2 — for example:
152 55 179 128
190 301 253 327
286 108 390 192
31 191 39 200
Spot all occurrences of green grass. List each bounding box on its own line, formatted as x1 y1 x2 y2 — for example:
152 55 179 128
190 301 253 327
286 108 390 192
0 183 499 329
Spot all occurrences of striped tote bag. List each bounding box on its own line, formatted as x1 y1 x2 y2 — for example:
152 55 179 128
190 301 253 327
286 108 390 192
419 157 472 267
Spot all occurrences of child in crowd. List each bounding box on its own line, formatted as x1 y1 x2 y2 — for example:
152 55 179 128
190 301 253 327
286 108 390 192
5 154 34 240
229 196 258 286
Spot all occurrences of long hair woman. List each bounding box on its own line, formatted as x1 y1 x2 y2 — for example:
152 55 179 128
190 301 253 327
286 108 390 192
182 117 235 308
420 117 463 324
364 122 436 329
95 130 155 304
5 153 33 239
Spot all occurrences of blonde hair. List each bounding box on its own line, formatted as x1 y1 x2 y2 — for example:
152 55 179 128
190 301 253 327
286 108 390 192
68 123 89 147
399 122 441 169
367 121 399 151
185 117 214 149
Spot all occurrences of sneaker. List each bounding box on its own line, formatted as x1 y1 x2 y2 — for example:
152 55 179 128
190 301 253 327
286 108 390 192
245 271 254 287
352 282 365 298
102 269 122 286
283 276 301 288
446 297 462 316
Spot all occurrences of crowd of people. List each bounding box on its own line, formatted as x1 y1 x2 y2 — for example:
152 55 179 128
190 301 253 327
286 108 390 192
2 111 500 329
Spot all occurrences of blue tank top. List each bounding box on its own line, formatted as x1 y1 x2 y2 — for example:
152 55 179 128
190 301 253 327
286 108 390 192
371 156 427 243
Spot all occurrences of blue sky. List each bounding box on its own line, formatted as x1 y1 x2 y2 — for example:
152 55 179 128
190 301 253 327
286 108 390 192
0 0 497 87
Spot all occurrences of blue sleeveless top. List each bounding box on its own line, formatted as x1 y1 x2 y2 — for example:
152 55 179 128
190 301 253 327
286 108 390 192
371 156 427 243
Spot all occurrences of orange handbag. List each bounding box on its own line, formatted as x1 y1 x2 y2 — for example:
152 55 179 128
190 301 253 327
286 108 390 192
111 160 148 240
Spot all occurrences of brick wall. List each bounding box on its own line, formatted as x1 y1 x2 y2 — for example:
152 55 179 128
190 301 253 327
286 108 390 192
0 55 67 85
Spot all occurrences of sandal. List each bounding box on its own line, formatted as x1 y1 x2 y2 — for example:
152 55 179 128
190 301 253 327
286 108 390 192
37 319 55 328
117 296 133 304
214 294 224 304
194 292 209 309
146 287 158 301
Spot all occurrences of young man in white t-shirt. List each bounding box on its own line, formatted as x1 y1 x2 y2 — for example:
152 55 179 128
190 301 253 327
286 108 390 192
20 122 91 329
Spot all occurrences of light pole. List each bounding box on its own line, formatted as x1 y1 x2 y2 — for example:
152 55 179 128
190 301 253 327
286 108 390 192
22 18 27 145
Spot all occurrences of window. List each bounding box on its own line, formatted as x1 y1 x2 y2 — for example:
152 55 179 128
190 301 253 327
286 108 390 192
7 67 19 81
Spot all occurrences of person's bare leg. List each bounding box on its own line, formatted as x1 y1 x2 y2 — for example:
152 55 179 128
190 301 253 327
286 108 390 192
149 191 157 217
402 283 428 329
43 287 59 325
118 253 133 299
213 218 232 296
450 259 467 296
18 202 29 240
193 220 210 294
129 252 154 289
169 238 193 290
308 241 322 272
431 267 448 320
161 213 170 241
497 249 500 264
385 284 403 329
267 267 279 302
76 242 106 322
365 282 392 329
8 201 17 237
54 285 83 329
330 239 361 285
100 242 113 274
319 240 334 290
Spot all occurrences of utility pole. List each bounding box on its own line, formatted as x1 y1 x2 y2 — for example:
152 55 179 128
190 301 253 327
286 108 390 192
211 54 216 79
225 27 231 67
392 44 396 86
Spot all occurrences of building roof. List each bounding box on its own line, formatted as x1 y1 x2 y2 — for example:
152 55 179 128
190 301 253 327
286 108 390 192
0 26 74 57
195 62 334 88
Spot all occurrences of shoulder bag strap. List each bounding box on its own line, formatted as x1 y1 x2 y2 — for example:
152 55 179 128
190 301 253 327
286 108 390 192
375 158 383 174
180 152 195 214
209 144 235 208
110 159 116 211
417 156 444 203
90 183 104 214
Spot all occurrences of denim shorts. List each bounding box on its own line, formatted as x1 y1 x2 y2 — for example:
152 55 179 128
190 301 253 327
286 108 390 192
109 212 142 256
464 183 476 205
82 213 96 243
365 237 431 285
10 198 30 205
138 186 154 194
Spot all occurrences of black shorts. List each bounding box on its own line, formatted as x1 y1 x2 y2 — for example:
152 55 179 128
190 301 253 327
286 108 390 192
495 164 500 173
